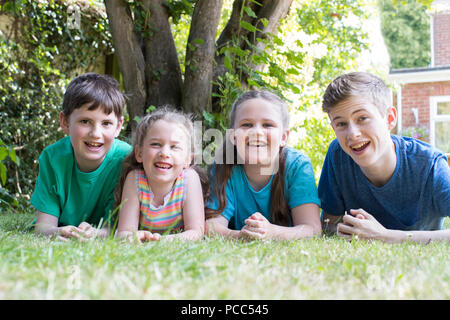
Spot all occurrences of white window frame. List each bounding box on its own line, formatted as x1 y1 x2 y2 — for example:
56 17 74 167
429 95 450 149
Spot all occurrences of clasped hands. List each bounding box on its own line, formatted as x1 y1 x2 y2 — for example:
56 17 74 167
336 209 389 242
239 212 274 240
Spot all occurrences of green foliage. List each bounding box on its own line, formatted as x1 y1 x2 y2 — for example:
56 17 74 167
0 0 112 202
0 139 19 208
199 0 369 175
379 0 431 69
401 125 429 141
292 0 369 174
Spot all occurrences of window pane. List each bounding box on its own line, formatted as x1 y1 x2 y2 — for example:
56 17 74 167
437 101 450 115
435 121 450 153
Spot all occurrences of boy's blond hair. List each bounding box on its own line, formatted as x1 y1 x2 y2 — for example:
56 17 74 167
322 72 392 115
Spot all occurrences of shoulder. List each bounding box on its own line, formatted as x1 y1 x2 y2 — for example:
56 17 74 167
40 136 73 160
283 147 313 170
393 135 445 164
110 139 132 158
184 167 201 185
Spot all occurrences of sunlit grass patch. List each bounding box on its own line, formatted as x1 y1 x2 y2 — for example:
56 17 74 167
0 211 448 299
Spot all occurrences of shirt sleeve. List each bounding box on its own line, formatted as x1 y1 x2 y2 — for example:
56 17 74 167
318 144 345 216
285 153 321 209
431 154 450 218
30 151 61 217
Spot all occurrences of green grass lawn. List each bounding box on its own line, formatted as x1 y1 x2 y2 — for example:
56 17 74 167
0 211 448 300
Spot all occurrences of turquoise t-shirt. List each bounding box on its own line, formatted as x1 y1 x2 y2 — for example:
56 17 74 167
31 136 132 227
207 147 321 230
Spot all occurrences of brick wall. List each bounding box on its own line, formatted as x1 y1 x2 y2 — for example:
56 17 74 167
400 81 450 141
433 12 450 66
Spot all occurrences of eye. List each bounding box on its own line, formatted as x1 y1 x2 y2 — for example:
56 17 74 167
263 122 274 128
79 119 89 124
240 123 252 128
171 144 181 150
358 116 369 122
103 121 113 127
150 142 161 147
335 121 347 128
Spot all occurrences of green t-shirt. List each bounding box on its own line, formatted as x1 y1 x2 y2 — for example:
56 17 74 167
31 136 132 227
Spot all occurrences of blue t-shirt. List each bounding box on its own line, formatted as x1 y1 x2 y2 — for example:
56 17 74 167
207 147 321 230
318 135 450 230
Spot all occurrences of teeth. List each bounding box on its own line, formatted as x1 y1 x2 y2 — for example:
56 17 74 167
155 163 171 169
248 142 266 147
352 141 369 150
86 142 102 147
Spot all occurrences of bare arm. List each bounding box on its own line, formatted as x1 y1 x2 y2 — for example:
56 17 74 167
205 214 243 239
163 168 205 241
34 211 97 240
337 209 450 244
242 203 322 240
115 170 159 242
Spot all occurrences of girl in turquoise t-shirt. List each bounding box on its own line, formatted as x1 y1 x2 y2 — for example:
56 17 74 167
206 90 322 240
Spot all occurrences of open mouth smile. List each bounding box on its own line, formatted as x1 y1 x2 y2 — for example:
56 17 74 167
85 141 103 149
350 141 370 152
154 162 173 170
247 141 267 147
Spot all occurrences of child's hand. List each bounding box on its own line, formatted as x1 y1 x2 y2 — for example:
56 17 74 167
57 225 85 241
241 212 274 240
134 230 161 243
77 222 100 240
337 209 389 241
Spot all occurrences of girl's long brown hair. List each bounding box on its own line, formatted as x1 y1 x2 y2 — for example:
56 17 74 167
209 90 291 226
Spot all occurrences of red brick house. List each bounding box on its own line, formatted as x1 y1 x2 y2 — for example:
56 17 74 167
388 6 450 155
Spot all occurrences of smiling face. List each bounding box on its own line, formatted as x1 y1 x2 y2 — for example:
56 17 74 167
329 96 397 174
60 104 123 172
231 98 289 168
135 119 192 186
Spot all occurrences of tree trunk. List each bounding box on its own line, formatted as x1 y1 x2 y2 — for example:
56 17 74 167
182 0 223 114
104 0 146 129
141 0 183 110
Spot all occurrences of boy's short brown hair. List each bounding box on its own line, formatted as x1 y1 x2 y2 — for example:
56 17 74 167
62 73 125 119
322 72 392 115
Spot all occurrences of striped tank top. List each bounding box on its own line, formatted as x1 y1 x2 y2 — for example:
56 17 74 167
135 169 185 233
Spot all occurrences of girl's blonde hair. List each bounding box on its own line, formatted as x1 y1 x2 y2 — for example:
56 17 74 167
209 90 292 226
114 106 201 208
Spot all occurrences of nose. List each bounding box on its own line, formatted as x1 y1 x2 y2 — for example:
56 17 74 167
158 144 170 158
89 123 101 138
249 123 264 137
347 122 361 139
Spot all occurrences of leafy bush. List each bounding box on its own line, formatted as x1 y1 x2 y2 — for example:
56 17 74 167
0 0 112 205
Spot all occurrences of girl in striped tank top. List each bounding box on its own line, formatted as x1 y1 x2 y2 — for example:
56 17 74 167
115 107 205 242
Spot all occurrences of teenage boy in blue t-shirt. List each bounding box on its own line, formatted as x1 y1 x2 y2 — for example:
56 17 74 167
31 73 132 241
318 72 450 243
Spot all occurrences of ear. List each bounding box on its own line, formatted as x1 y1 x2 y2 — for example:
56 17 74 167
135 146 143 163
228 128 236 145
59 112 70 135
184 153 194 169
114 116 124 138
280 130 289 147
386 106 397 131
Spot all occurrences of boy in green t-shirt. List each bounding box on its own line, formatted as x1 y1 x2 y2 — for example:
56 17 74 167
31 73 132 240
